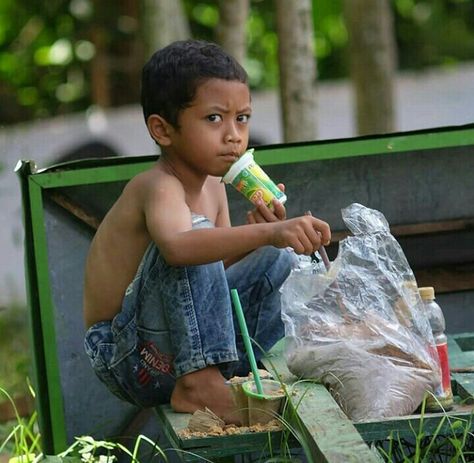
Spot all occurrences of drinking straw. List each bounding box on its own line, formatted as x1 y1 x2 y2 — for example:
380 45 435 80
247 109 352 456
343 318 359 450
230 288 264 395
318 245 331 271
305 210 350 318
305 210 331 270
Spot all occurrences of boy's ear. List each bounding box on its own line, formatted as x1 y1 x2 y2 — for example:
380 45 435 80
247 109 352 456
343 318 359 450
146 114 174 146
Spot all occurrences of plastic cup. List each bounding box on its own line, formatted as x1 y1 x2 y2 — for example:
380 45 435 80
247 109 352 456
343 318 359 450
242 379 286 425
222 149 287 208
226 377 250 426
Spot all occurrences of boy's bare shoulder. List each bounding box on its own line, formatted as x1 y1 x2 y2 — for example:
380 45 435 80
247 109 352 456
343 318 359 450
125 163 184 200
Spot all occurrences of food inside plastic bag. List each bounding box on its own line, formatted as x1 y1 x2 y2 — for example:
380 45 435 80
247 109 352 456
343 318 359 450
281 203 441 422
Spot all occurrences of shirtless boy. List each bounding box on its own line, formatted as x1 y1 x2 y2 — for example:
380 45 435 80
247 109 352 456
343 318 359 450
83 39 331 423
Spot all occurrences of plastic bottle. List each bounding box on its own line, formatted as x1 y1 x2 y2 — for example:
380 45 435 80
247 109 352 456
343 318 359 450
419 286 454 411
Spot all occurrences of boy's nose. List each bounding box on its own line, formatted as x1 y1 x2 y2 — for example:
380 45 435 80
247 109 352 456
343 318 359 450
225 124 242 143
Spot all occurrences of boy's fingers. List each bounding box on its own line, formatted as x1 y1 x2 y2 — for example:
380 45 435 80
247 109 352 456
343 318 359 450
256 200 277 222
246 211 256 224
272 200 286 220
277 183 285 193
311 218 331 246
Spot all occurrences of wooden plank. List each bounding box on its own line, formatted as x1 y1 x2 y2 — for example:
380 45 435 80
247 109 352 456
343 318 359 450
450 333 474 353
155 405 290 462
390 218 474 237
329 217 474 243
448 333 474 369
48 190 101 230
355 402 474 441
153 334 474 461
262 342 382 463
452 374 474 404
414 265 474 293
287 382 383 463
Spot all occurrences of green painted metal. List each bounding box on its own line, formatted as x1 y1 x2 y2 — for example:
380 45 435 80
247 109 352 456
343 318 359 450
31 162 156 188
355 404 474 442
452 374 474 403
27 177 68 452
254 125 474 165
29 125 474 190
16 161 54 452
448 333 474 369
17 124 474 459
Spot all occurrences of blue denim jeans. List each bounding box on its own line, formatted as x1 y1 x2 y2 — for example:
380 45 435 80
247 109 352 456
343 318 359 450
84 214 295 407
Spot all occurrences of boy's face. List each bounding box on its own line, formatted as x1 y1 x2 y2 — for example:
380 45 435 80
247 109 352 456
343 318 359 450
165 78 252 177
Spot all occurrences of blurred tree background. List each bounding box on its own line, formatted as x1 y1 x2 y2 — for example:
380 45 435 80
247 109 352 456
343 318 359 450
0 0 474 125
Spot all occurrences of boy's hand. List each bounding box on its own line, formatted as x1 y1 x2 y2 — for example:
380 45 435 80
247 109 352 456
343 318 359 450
271 215 331 255
246 183 286 224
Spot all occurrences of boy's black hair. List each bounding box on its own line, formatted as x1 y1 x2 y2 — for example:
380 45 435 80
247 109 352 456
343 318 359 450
141 39 249 128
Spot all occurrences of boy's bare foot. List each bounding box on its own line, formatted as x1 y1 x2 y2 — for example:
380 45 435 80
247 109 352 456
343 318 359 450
170 366 240 425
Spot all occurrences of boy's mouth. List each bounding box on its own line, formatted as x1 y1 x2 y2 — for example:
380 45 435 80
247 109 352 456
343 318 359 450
221 153 239 163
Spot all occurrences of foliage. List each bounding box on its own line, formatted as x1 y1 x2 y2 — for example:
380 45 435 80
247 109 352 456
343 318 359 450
0 0 140 124
375 396 474 462
0 305 31 397
393 0 474 69
0 386 41 462
0 0 93 122
2 379 474 462
1 0 474 125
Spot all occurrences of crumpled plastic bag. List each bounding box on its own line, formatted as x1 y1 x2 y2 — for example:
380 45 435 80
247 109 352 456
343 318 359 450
281 203 441 422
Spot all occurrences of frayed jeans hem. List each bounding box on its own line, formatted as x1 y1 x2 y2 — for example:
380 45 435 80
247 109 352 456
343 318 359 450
175 352 239 378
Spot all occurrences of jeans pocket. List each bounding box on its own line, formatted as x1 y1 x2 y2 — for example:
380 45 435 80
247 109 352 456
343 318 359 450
114 334 175 407
88 341 137 405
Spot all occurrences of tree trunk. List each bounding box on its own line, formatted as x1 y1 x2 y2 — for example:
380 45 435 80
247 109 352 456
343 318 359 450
344 0 397 135
215 0 249 64
275 0 317 143
90 25 111 107
142 0 191 58
89 0 113 107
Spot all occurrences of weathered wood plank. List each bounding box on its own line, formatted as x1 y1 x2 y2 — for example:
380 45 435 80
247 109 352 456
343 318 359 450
155 404 291 462
262 342 382 463
415 265 474 293
153 333 474 462
452 374 474 404
448 333 474 369
327 217 474 243
355 402 474 441
48 190 101 230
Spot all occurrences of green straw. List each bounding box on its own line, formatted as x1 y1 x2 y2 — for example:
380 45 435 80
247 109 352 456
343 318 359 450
230 288 264 395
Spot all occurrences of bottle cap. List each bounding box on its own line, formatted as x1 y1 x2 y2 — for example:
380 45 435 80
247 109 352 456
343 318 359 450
419 286 435 300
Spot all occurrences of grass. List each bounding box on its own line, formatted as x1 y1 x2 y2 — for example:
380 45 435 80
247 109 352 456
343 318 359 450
2 381 474 462
2 309 474 462
374 395 474 462
0 386 41 463
0 305 31 399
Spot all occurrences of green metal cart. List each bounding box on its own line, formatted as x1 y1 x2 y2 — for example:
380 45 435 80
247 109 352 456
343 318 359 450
17 124 474 461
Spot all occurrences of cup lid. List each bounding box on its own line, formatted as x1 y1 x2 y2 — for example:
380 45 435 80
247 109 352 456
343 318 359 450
222 148 254 184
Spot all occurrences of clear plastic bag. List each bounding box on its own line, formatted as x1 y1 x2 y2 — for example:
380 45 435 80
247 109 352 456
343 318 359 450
281 203 441 422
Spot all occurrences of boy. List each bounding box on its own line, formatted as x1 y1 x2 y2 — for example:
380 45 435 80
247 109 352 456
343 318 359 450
83 39 330 423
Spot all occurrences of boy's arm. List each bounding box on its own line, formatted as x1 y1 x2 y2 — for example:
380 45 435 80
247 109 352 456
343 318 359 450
144 175 264 266
213 182 246 268
144 175 330 267
215 182 288 268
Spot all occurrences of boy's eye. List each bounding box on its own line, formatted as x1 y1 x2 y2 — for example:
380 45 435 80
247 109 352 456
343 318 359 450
207 114 222 123
237 114 251 123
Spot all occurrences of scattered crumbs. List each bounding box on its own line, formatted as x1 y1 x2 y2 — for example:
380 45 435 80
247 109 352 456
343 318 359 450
178 419 282 439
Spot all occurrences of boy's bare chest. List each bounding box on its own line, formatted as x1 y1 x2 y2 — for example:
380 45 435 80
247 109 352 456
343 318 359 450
186 197 218 223
185 184 220 223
